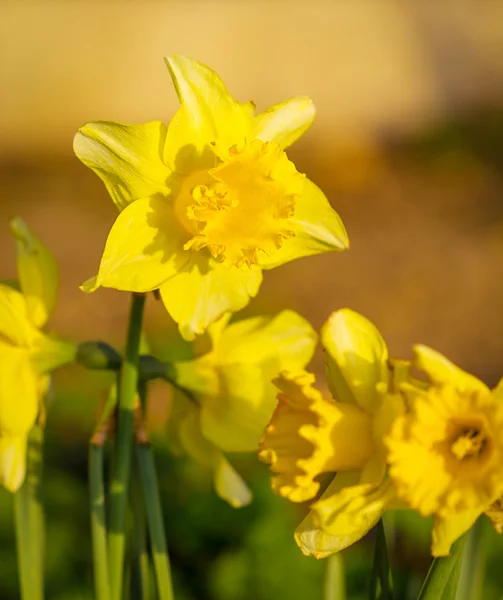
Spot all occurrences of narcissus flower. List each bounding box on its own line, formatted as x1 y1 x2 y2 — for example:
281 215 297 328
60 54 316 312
74 55 348 340
166 310 317 506
386 345 503 556
259 309 405 557
0 219 75 491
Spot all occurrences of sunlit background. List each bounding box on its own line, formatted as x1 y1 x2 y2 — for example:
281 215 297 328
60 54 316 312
1 2 503 598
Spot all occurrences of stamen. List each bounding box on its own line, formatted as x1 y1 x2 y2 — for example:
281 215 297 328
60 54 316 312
182 139 303 267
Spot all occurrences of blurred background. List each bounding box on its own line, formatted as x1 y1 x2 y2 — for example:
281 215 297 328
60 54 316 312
1 1 503 598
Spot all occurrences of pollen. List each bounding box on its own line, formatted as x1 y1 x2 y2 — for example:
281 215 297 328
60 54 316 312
183 139 304 267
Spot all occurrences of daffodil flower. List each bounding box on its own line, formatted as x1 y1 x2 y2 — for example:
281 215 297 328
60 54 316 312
0 219 75 491
386 345 503 556
165 310 317 506
74 55 348 340
259 309 405 557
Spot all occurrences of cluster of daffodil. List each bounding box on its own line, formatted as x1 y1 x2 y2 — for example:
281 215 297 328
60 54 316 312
259 309 503 559
1 53 499 599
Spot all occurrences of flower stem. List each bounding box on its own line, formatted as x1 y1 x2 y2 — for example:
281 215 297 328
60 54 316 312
14 425 44 600
108 293 146 600
89 442 111 600
136 443 175 600
369 519 393 600
324 553 346 600
131 462 151 600
453 520 484 600
417 534 467 600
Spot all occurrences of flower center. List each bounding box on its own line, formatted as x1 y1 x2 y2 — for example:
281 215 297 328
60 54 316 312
450 426 488 461
182 139 304 267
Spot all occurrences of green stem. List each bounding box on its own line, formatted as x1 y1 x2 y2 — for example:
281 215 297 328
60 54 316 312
15 425 44 600
131 463 150 600
324 553 346 600
89 443 111 600
108 293 146 600
454 520 484 600
369 519 393 600
417 535 467 600
136 443 175 600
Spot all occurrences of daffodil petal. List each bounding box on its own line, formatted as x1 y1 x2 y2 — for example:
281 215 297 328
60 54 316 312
0 341 39 437
260 179 349 270
199 313 316 453
0 285 35 347
74 121 172 211
10 218 59 328
159 257 262 340
165 55 254 149
295 471 360 557
200 362 265 452
87 196 190 293
215 310 317 367
0 436 27 492
413 345 490 395
431 512 479 557
310 476 395 550
253 96 316 149
214 455 252 508
321 309 389 412
31 332 76 374
178 404 251 507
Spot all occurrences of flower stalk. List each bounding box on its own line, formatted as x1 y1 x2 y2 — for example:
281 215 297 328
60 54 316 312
323 553 346 600
107 292 146 600
417 534 467 600
369 519 393 600
14 425 44 600
134 397 174 600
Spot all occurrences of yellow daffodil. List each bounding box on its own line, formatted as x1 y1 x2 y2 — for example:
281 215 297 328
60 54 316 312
165 310 317 506
386 345 503 556
74 55 348 340
0 219 75 491
259 309 405 557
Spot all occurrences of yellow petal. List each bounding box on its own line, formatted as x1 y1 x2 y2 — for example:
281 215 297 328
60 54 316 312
295 471 360 557
178 405 251 507
10 218 59 328
200 362 266 452
431 512 479 557
321 309 389 412
0 436 27 492
164 55 254 149
159 256 262 340
260 179 348 270
31 332 76 374
74 121 172 212
253 96 316 149
215 310 317 367
413 345 489 395
214 456 252 508
170 312 315 452
0 284 35 347
86 196 190 293
310 476 395 550
0 340 38 436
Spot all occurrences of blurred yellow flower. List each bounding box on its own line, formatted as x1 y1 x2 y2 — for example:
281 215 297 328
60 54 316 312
74 55 348 340
0 219 75 492
386 345 503 556
166 310 317 506
260 309 405 557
